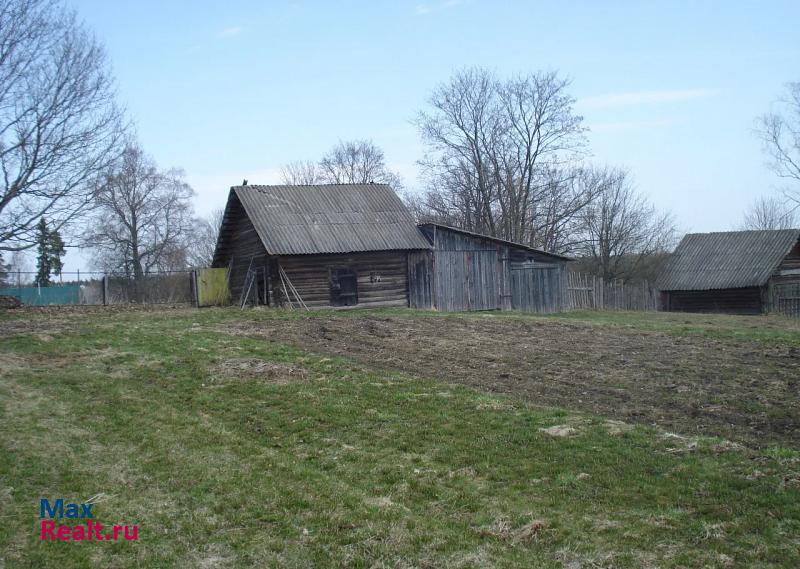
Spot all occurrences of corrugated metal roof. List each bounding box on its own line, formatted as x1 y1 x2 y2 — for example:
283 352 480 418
233 184 432 255
418 223 573 261
657 229 800 291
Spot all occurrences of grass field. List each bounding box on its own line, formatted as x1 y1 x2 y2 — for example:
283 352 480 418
1 307 799 568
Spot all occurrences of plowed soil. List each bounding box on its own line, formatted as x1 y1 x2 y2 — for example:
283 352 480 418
215 314 800 447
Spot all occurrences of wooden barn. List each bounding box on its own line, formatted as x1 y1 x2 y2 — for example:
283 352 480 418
657 229 800 315
416 224 571 312
212 184 432 308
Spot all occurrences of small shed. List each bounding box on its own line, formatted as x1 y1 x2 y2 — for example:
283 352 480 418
212 184 432 308
657 229 800 314
416 224 571 312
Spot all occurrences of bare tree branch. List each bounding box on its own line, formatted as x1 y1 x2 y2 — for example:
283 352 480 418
756 82 800 204
574 166 677 283
83 144 195 278
740 195 798 230
280 140 404 189
413 67 587 248
0 0 127 251
280 160 323 185
187 207 224 267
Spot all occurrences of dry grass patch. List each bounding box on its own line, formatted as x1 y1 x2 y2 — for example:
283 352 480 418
478 517 551 544
209 358 312 385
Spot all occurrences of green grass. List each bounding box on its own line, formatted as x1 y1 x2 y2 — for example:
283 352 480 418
540 309 800 344
1 307 799 567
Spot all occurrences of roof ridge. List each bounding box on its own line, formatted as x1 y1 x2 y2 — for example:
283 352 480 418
232 182 392 190
685 228 800 236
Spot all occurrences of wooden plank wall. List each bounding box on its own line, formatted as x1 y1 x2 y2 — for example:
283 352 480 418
420 227 506 312
274 251 410 308
407 251 433 309
771 283 800 318
419 226 568 313
433 250 501 311
769 242 800 317
510 265 566 313
212 195 269 303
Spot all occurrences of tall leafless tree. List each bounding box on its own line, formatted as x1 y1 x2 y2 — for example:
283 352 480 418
280 160 323 185
319 140 403 187
187 207 225 267
84 145 195 278
0 0 126 252
574 167 677 283
414 67 587 248
740 195 798 230
280 140 404 188
757 82 800 204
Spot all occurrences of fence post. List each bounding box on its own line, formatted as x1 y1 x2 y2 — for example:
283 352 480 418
102 275 108 306
17 269 21 290
191 270 199 308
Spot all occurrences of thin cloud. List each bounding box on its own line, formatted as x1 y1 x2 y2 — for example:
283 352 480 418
579 88 719 109
217 26 243 39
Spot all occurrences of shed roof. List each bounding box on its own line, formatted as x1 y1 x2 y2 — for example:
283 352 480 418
657 229 800 291
418 223 573 262
230 184 431 255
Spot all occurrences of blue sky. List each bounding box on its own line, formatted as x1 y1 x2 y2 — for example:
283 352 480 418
60 0 798 269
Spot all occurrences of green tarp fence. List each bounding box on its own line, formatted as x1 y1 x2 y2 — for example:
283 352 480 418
0 285 82 306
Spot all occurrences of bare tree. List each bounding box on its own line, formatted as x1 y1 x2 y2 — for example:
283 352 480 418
188 207 225 267
84 145 195 278
740 195 798 230
527 166 606 254
575 167 677 283
0 0 126 252
414 68 587 248
280 160 323 185
281 140 404 188
757 82 800 204
318 139 403 188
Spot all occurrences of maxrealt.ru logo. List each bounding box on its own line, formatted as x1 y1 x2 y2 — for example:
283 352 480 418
40 498 139 541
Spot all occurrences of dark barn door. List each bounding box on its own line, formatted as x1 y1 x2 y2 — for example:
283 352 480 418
330 268 358 306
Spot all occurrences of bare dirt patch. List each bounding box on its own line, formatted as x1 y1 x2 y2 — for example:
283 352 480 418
210 358 312 385
215 315 800 447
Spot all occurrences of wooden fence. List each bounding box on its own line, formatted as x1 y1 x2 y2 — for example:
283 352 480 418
566 272 659 311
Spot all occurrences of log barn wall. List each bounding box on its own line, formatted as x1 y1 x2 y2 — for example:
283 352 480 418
271 251 411 309
664 287 764 314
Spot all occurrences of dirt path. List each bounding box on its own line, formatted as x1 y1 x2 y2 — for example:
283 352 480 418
216 314 800 447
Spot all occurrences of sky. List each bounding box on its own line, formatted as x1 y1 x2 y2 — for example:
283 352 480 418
53 0 800 271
